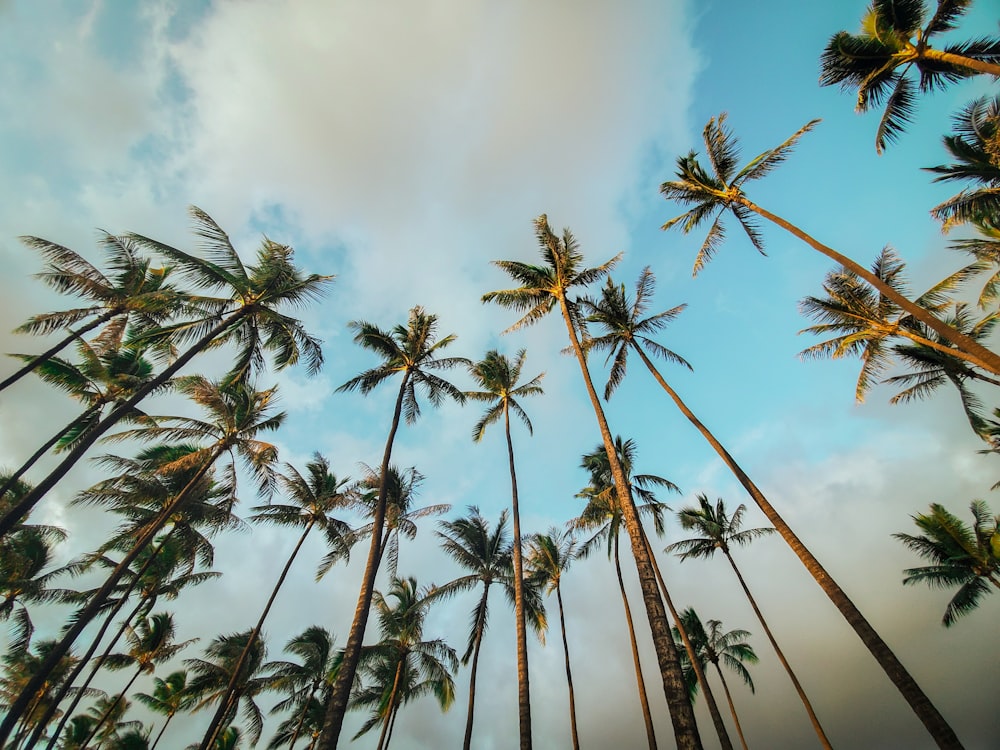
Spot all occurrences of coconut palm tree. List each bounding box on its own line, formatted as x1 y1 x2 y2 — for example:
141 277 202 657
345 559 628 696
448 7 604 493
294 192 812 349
668 495 832 748
660 112 1000 380
318 306 468 748
483 215 701 749
198 456 354 750
79 693 143 749
0 206 332 540
351 577 457 750
673 609 757 750
894 500 1000 625
524 528 582 750
463 348 544 749
819 0 1000 153
134 671 196 750
267 627 340 750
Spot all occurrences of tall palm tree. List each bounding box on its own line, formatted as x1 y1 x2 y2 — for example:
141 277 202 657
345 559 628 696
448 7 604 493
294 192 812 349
798 246 990 401
0 205 332 540
198 456 354 750
267 627 340 750
660 112 1000 379
134 670 196 750
668 495 832 748
524 528 582 750
79 694 143 749
894 500 1000 625
819 0 1000 153
483 215 702 749
318 306 468 748
0 377 285 748
661 119 969 749
351 577 457 750
463 348 544 750
673 609 757 750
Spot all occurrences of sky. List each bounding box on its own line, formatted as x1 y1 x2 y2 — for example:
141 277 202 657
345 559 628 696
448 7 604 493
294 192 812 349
0 0 997 749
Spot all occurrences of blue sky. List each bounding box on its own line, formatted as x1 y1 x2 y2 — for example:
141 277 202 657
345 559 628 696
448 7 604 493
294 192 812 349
0 1 997 748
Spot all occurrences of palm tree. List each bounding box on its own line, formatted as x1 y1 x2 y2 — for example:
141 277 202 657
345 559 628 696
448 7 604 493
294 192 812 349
894 500 1000 625
351 577 457 750
660 113 1000 379
798 246 990 401
668 495 832 748
79 693 143 749
318 306 468 748
0 377 285 748
483 215 702 749
0 205 332 540
463 348 544 749
524 528 582 750
661 119 970 749
819 0 1000 153
673 609 757 750
135 670 196 750
267 627 340 750
198 456 354 750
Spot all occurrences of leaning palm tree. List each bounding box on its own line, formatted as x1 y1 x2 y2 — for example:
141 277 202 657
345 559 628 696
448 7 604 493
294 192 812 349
668 495 831 749
267 627 340 750
134 670 196 750
483 215 701 749
661 118 969 749
198 455 354 750
819 0 1000 153
894 500 1000 625
318 306 468 748
673 608 757 750
524 528 582 750
463 348 544 750
79 693 143 749
660 113 1000 379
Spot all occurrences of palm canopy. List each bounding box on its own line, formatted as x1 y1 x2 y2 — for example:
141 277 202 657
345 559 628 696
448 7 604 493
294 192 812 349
673 608 757 699
820 0 1000 153
465 349 544 441
580 268 691 400
666 494 775 561
524 527 581 596
893 500 1000 626
267 626 340 748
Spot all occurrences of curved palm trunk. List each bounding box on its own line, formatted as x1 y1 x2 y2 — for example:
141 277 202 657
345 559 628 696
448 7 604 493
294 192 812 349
504 405 533 750
286 685 319 750
149 710 177 750
555 582 581 750
462 583 490 750
319 372 410 748
920 48 1000 77
638 524 734 750
199 519 316 750
633 344 961 749
612 535 657 750
80 666 144 749
376 660 406 750
0 452 220 747
723 551 832 749
711 662 750 750
741 198 1000 378
0 306 253 539
558 296 702 750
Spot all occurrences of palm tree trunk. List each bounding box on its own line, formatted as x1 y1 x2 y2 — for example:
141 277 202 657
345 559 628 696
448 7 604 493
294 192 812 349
287 684 319 750
723 551 833 748
558 295 702 750
741 198 1000 377
555 583 581 750
199 520 315 750
0 451 221 747
0 306 253 539
613 535 657 750
462 585 490 750
80 666 143 749
920 48 1000 77
149 711 176 750
632 344 962 749
504 405 533 750
638 523 734 750
376 660 405 750
318 372 410 748
712 663 750 750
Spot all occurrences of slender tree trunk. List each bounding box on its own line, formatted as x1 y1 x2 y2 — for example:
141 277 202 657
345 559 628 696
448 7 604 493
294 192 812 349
712 662 750 750
149 711 176 750
462 585 489 750
632 345 962 749
384 698 402 750
318 373 410 748
612 535 657 750
504 405 533 750
558 296 702 750
376 660 405 750
80 666 143 749
556 583 581 750
0 306 252 539
199 520 315 750
287 685 318 750
741 198 1000 377
921 48 1000 77
723 551 832 749
638 523 734 750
